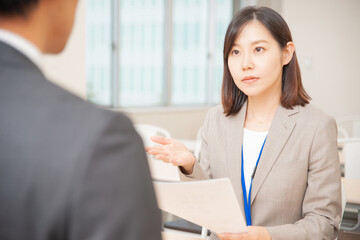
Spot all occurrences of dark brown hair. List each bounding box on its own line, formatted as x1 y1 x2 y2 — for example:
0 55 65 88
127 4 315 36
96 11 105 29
222 6 310 116
0 0 38 17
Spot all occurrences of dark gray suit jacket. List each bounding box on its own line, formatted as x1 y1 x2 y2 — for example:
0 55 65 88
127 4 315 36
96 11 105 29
0 41 161 240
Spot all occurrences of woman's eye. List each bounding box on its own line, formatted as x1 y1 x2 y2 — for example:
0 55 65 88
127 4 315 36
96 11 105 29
232 50 239 55
255 47 264 53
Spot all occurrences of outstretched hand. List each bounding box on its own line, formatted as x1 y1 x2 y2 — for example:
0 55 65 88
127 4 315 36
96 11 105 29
145 136 196 173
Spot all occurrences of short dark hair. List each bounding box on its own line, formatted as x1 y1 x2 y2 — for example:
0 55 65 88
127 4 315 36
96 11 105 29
222 6 310 116
0 0 39 17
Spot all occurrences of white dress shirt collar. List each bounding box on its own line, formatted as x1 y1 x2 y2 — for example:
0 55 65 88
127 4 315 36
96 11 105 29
0 28 42 70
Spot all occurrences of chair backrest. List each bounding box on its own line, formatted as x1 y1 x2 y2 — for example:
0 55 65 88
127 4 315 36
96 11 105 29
337 115 360 139
134 124 180 182
134 124 171 148
339 138 360 180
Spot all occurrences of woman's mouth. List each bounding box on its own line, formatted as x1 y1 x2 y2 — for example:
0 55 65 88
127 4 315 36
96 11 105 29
241 76 259 84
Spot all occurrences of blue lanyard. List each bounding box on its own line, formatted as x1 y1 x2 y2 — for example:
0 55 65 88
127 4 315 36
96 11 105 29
241 136 267 226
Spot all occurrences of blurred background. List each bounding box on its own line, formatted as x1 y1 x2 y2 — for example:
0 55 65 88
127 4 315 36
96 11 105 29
39 2 360 236
41 0 360 140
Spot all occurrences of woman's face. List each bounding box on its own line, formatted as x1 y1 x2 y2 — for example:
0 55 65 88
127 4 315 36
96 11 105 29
227 20 286 99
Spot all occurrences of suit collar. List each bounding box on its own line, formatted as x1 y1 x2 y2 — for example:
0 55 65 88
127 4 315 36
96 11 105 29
250 104 299 204
0 41 43 76
223 102 300 210
224 102 248 217
0 29 42 71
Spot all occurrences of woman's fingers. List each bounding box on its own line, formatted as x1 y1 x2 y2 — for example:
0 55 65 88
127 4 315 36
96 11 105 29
145 145 171 156
148 149 170 157
145 145 163 152
155 154 172 163
145 137 194 168
150 136 172 145
152 154 182 166
217 233 247 240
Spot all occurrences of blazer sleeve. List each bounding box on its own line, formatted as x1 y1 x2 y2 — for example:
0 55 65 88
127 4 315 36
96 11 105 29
68 112 162 240
266 116 342 240
179 109 212 181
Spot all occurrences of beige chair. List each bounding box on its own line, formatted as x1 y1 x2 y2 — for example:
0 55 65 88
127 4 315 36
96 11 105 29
340 178 360 233
134 123 171 148
337 115 360 177
337 115 360 139
338 136 360 233
134 123 179 182
338 138 360 180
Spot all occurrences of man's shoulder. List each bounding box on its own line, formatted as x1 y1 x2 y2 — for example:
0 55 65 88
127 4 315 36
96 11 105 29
47 82 133 131
0 40 136 149
0 54 134 140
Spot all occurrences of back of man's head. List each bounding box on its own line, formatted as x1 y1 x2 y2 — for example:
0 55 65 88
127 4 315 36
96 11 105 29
0 0 79 54
0 0 39 17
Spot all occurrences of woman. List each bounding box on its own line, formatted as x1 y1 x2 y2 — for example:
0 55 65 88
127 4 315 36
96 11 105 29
147 6 341 240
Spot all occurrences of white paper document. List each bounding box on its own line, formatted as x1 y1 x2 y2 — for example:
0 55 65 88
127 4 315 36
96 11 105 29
154 178 247 233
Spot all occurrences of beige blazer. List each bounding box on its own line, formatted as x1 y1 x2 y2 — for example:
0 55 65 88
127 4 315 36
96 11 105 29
180 102 342 240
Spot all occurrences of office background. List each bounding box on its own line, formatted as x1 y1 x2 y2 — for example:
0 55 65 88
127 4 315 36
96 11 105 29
40 0 360 140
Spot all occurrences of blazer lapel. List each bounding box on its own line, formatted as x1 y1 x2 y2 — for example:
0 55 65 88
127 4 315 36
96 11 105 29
250 105 299 205
225 102 247 218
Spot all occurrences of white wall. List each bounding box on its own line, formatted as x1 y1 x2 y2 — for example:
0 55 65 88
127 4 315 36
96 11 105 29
282 0 360 118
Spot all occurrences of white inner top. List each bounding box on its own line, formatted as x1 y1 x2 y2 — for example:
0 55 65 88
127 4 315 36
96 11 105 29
0 28 42 70
243 128 268 197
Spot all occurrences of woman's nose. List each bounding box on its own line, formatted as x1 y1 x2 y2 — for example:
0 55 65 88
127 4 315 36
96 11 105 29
241 54 254 70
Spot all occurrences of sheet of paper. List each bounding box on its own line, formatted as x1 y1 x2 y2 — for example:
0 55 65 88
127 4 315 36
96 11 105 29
154 178 247 233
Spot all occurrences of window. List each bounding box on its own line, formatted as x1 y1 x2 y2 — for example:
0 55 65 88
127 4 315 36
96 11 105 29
86 0 233 107
86 0 112 105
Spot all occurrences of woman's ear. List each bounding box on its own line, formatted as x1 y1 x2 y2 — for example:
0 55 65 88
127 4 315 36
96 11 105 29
282 42 295 66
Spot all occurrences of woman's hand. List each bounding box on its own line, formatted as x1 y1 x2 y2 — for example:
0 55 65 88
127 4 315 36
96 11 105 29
217 226 271 240
145 136 196 174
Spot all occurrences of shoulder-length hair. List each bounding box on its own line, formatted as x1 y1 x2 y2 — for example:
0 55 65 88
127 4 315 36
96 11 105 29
222 6 310 116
